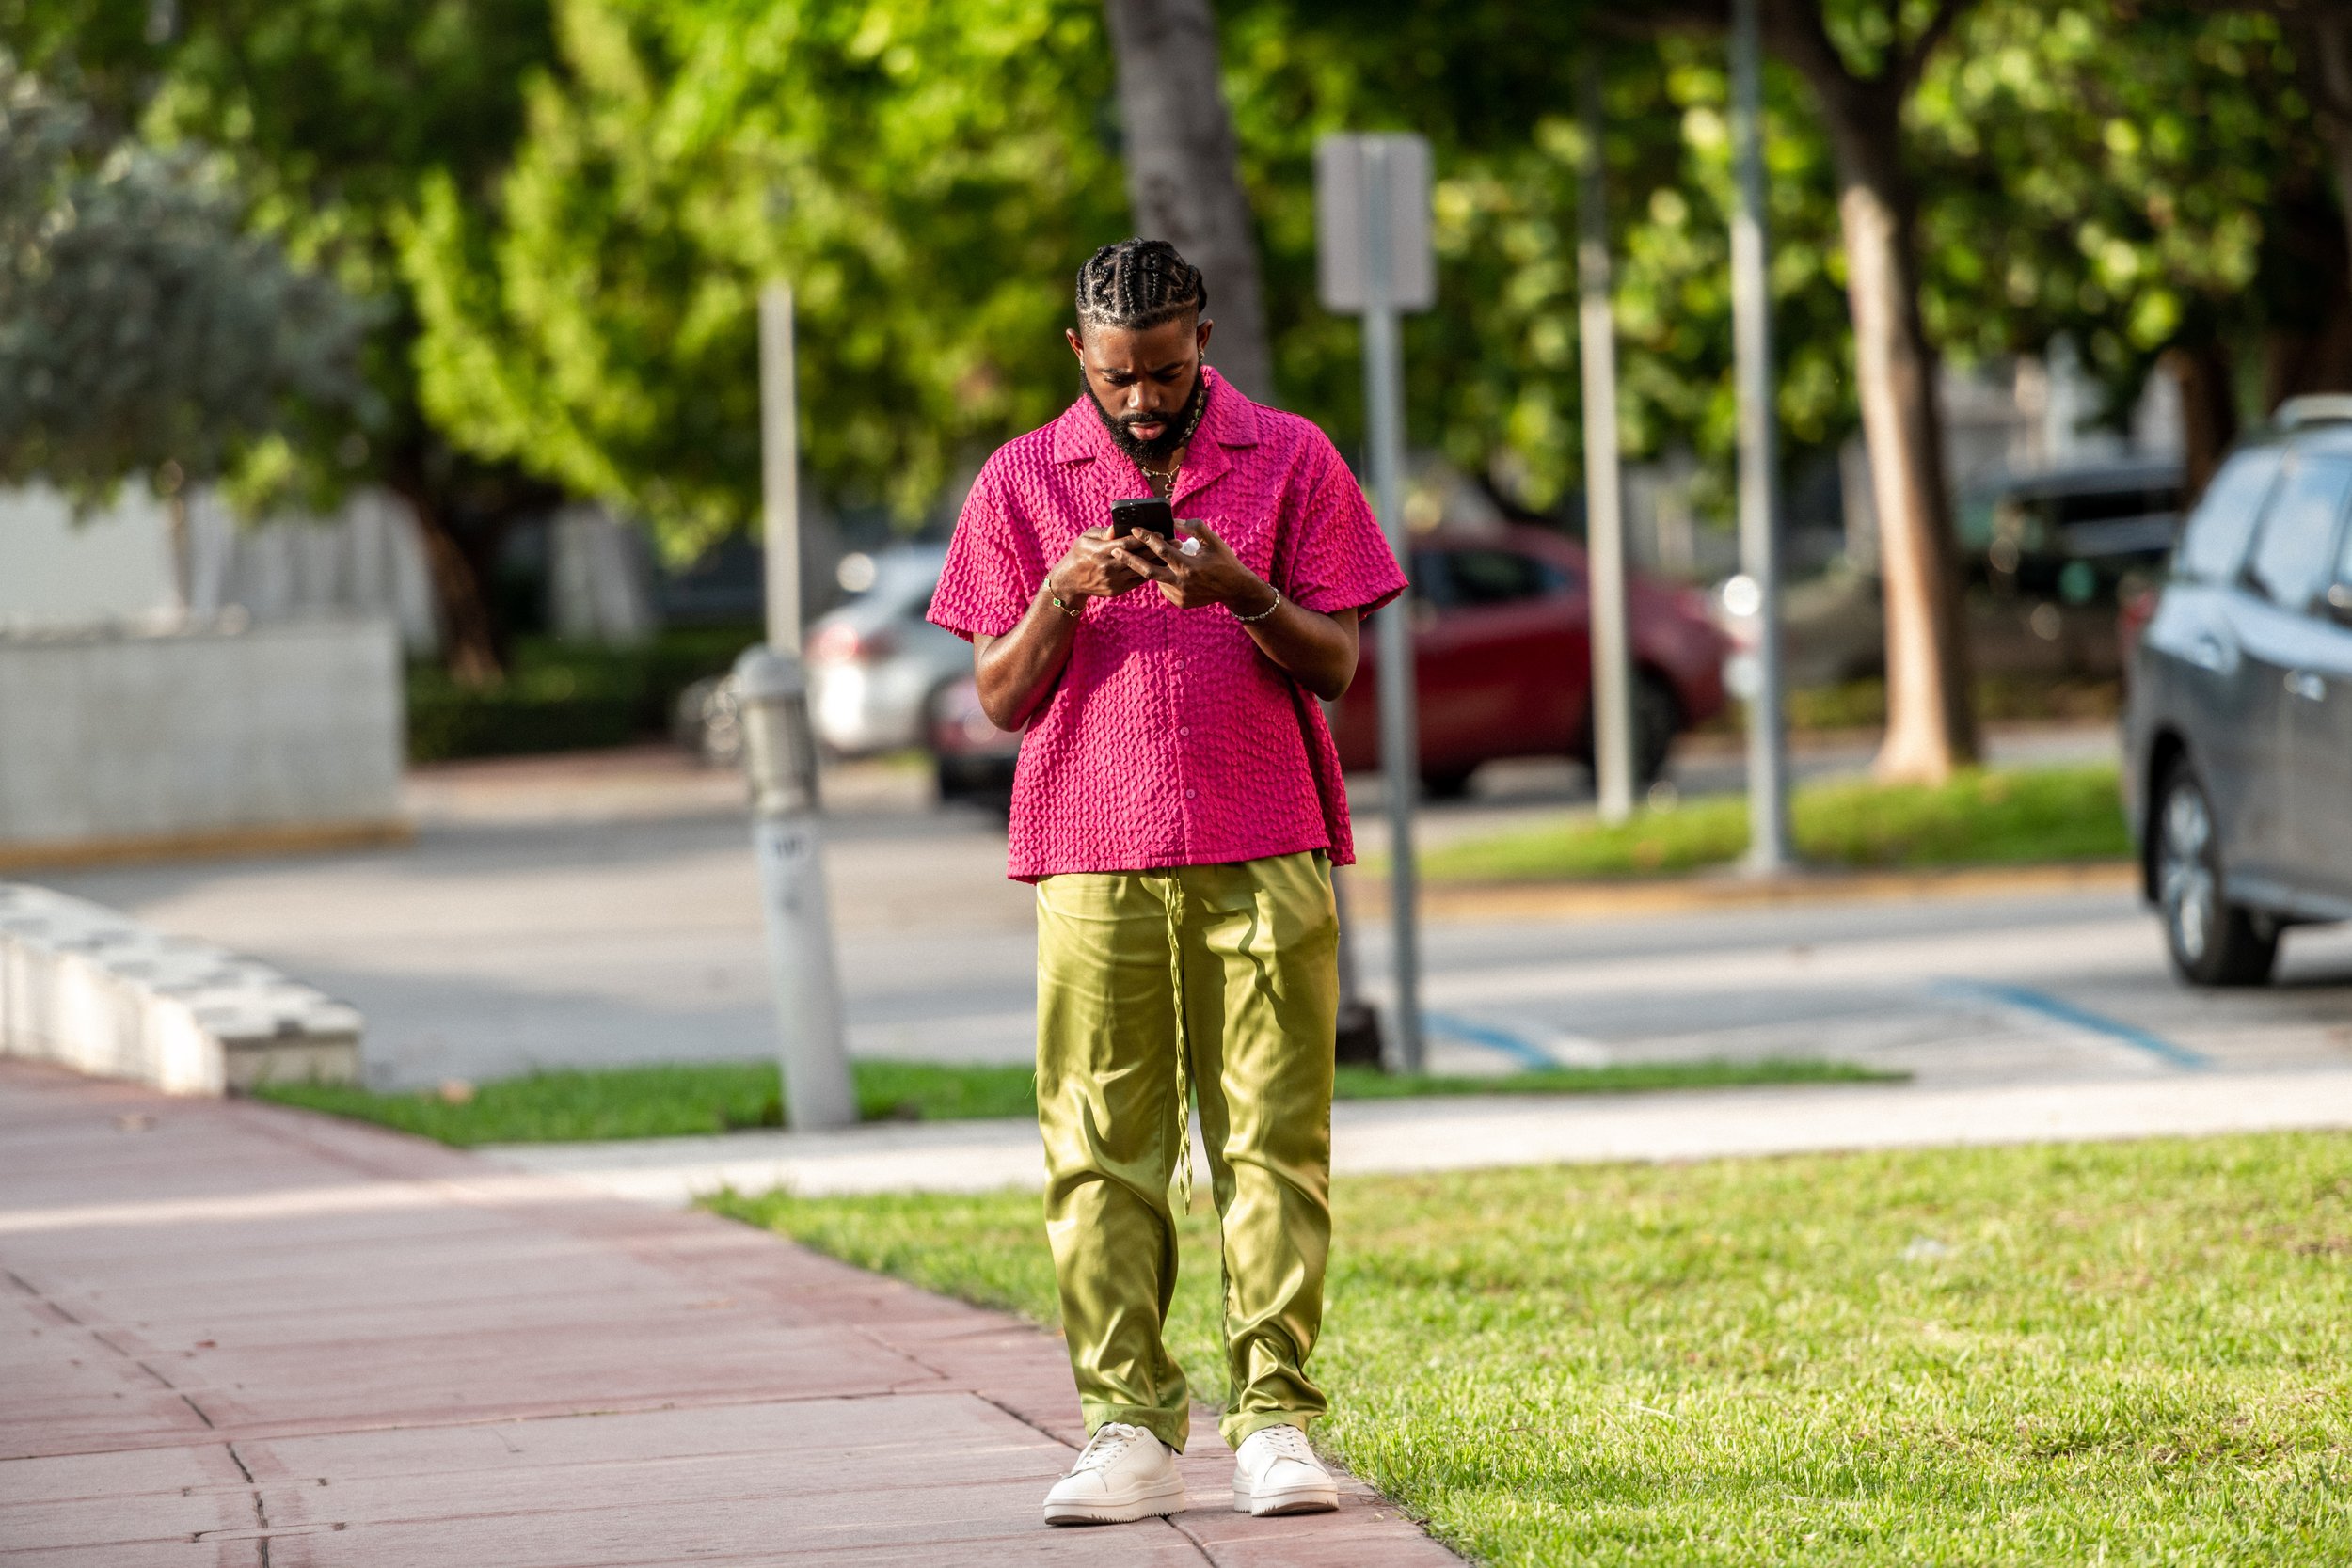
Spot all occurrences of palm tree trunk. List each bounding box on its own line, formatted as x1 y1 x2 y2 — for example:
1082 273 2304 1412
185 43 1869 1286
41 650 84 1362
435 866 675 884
1100 0 1275 403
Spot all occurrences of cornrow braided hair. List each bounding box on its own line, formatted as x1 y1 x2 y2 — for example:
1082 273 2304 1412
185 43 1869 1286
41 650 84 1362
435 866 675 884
1074 238 1209 334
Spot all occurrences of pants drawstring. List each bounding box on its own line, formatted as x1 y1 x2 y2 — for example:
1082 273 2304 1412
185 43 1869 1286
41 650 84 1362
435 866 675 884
1164 877 1194 1214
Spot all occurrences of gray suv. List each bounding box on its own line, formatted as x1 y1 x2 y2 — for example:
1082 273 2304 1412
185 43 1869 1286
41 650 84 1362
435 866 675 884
2125 397 2352 985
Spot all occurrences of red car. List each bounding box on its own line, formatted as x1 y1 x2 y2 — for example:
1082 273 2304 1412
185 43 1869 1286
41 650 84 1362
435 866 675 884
1329 525 1730 796
930 524 1729 802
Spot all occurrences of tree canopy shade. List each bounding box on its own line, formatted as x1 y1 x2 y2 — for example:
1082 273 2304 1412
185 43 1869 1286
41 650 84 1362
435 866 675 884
402 0 1124 557
0 58 374 512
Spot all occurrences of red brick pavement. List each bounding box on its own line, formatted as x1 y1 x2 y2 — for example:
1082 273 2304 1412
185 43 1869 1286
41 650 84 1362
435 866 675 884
0 1062 1456 1565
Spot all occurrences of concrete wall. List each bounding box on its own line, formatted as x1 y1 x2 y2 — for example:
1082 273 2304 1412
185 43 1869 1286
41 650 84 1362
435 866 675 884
0 482 441 656
0 616 403 853
0 484 180 622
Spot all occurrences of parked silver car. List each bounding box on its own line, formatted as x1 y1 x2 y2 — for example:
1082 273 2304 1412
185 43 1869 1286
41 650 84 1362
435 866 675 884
804 544 967 755
2123 397 2352 985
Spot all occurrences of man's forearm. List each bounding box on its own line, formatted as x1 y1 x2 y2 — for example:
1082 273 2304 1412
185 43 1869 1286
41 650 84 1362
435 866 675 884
973 582 1087 731
1238 597 1359 703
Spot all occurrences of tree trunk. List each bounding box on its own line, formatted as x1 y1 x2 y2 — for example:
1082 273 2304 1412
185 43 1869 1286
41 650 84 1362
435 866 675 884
388 461 505 686
164 493 191 614
2311 11 2352 305
1100 0 1276 403
2258 169 2352 413
2164 336 2236 508
1785 39 1977 782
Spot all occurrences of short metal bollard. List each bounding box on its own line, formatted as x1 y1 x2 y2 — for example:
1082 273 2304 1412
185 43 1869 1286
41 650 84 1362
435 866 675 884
732 645 858 1131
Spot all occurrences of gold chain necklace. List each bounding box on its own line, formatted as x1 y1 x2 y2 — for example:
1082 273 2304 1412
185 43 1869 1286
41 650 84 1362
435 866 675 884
1134 377 1211 497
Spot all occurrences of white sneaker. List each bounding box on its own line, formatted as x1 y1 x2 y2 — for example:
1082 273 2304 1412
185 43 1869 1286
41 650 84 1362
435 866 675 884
1231 1423 1338 1516
1041 1422 1188 1526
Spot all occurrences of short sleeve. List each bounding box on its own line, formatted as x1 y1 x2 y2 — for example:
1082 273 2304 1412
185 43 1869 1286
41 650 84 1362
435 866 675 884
929 459 1044 641
1278 434 1408 620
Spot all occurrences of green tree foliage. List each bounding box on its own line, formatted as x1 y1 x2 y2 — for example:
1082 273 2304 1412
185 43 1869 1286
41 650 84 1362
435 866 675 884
0 57 373 505
21 0 2332 596
402 0 1124 557
1215 8 1857 515
1411 40 1852 515
406 0 1860 540
4 0 568 677
1914 2 2321 429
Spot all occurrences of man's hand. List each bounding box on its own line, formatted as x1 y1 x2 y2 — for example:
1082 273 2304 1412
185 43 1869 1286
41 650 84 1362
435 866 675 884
1113 519 1277 614
1046 526 1150 605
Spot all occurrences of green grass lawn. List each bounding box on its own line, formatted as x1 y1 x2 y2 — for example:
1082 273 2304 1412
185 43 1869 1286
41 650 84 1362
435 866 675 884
253 1056 1899 1147
1693 675 2123 736
1415 764 2131 883
255 1059 1040 1146
712 1132 2352 1565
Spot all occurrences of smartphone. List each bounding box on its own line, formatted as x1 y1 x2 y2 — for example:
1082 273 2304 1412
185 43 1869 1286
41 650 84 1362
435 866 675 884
1109 496 1176 541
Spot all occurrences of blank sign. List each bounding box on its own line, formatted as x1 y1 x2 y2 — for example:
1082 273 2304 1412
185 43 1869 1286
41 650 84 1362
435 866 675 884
1315 133 1435 314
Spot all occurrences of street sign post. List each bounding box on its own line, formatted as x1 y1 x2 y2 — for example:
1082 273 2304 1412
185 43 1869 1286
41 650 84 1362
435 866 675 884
1316 132 1433 1075
1577 59 1635 826
1730 0 1793 873
745 281 856 1129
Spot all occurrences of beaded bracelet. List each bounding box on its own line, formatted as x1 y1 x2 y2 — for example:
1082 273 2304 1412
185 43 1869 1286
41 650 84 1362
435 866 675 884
1232 589 1281 624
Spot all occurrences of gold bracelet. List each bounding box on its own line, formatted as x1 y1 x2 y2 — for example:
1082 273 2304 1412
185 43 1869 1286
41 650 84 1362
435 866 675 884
1047 590 1083 619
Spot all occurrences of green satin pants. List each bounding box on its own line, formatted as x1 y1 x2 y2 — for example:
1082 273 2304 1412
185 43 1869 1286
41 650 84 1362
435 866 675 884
1033 849 1338 1453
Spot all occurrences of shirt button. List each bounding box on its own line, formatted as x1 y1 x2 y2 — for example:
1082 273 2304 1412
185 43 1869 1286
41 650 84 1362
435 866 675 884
1185 789 1197 800
1179 726 1190 736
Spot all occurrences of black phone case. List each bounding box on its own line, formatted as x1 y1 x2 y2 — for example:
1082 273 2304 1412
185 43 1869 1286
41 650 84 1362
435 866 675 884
1110 498 1176 539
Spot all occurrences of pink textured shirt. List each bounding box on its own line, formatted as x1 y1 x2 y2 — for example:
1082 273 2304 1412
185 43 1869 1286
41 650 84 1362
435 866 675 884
929 369 1406 880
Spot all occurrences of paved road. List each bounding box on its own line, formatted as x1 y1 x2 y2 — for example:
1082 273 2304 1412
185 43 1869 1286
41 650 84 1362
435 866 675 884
40 737 2352 1093
0 1061 1450 1565
47 770 1041 1087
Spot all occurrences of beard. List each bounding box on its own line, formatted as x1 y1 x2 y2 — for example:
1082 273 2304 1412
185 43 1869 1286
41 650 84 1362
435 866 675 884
1085 367 1207 466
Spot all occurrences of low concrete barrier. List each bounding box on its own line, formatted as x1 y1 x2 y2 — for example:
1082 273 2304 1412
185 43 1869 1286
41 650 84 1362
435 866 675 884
0 884 361 1095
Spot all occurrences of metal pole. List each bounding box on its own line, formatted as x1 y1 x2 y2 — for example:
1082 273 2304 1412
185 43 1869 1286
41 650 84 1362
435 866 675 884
1362 139 1424 1075
1578 57 1635 825
759 282 803 651
1324 695 1384 1066
744 279 856 1129
1731 0 1792 873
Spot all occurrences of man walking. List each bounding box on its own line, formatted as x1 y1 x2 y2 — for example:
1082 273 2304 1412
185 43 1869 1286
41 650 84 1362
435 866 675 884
929 238 1405 1526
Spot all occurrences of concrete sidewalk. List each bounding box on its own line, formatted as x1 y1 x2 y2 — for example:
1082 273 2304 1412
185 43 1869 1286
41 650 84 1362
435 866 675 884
481 1068 2352 1204
0 1063 1455 1566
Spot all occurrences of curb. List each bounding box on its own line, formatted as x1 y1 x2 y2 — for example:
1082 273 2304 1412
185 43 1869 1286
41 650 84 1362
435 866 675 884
0 817 414 874
480 1068 2352 1202
1350 859 2139 924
